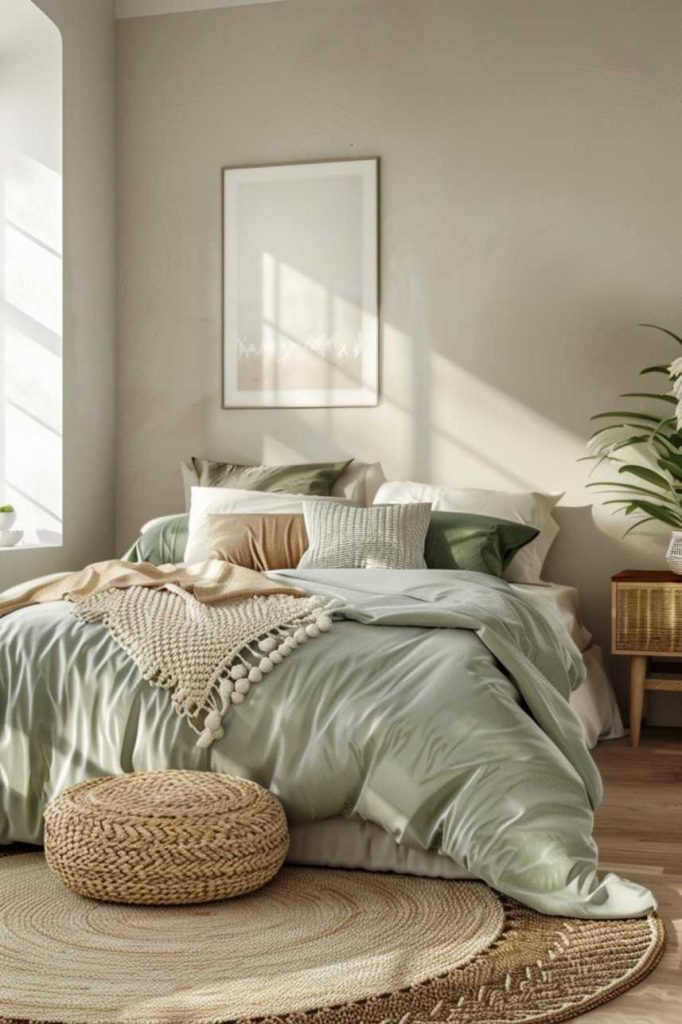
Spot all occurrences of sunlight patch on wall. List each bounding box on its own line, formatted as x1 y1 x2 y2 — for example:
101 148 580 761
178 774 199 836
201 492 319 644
258 323 587 505
0 2 62 548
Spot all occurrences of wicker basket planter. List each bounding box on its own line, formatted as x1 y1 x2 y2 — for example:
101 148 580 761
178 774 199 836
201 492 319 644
43 770 289 905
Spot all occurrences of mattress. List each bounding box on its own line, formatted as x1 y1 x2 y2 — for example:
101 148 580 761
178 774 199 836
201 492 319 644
286 580 624 879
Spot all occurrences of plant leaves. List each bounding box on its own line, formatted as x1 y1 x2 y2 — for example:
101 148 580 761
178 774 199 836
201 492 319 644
590 411 665 424
659 450 682 468
626 500 682 528
588 422 672 442
640 365 671 376
620 392 677 405
640 323 682 347
587 482 680 506
588 433 674 459
623 517 657 537
617 464 674 490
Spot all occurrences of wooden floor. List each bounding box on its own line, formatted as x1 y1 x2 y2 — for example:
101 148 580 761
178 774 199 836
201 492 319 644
581 728 682 1022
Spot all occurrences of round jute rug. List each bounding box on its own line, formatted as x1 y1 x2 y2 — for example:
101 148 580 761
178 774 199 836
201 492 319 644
0 852 664 1024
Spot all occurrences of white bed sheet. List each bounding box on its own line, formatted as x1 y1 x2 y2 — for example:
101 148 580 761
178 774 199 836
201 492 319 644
286 580 624 879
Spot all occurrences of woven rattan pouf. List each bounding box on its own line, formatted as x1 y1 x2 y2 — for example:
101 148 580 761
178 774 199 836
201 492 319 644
43 770 289 905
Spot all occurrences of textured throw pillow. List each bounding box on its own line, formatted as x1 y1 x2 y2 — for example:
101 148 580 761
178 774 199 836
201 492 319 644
374 482 561 584
207 513 308 572
298 502 432 570
424 511 539 576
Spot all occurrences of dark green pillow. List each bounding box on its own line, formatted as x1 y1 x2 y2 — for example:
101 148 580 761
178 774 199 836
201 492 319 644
424 511 539 577
122 514 189 565
191 458 352 497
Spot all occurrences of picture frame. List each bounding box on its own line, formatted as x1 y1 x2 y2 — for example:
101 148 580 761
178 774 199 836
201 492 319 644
222 158 379 408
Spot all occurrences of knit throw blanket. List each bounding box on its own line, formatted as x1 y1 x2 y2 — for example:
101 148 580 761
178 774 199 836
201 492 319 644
73 584 336 747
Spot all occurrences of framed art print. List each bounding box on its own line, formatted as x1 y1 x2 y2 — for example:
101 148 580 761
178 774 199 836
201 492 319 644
222 158 379 408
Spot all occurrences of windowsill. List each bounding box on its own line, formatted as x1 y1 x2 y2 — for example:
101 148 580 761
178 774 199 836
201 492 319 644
0 540 62 552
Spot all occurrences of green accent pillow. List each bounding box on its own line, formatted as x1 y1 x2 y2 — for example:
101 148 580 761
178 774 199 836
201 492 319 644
122 514 189 565
424 511 539 577
191 458 352 497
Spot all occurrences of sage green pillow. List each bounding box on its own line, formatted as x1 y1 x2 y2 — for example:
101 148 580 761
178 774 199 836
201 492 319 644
122 514 189 565
424 511 539 577
190 458 352 497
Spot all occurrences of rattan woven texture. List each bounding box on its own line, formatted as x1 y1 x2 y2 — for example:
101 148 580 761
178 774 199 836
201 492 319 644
614 582 682 654
43 770 289 905
0 855 665 1024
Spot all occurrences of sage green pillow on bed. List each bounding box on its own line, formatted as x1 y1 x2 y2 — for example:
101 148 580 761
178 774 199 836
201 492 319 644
122 514 189 565
424 511 539 577
189 458 351 497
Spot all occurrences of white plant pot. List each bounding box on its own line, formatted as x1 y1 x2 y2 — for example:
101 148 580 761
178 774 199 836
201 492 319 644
0 510 16 531
666 531 682 575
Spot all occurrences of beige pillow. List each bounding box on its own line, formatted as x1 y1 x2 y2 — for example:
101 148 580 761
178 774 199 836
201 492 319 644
207 513 308 572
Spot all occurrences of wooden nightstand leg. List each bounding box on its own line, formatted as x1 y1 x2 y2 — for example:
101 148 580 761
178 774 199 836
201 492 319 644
629 655 648 748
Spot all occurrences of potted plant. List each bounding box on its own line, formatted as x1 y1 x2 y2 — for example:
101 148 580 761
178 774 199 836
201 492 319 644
585 324 682 572
0 505 16 531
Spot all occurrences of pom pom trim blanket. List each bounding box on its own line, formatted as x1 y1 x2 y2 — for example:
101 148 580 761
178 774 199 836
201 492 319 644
0 560 336 746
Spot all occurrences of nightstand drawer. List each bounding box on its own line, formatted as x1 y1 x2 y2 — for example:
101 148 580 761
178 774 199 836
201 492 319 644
613 582 682 654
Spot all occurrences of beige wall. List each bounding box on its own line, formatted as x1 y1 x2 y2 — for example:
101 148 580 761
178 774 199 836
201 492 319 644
116 0 682 717
1 0 117 589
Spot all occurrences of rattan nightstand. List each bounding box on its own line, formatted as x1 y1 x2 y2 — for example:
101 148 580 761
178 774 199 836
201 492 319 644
612 570 682 747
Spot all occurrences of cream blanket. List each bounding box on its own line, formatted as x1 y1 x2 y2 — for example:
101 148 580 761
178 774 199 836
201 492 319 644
1 560 336 746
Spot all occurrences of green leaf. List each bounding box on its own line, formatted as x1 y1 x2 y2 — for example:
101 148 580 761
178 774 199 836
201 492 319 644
659 451 682 470
657 454 682 482
620 392 677 405
640 323 682 346
622 517 657 537
587 482 679 506
590 411 665 424
617 464 674 490
588 434 673 460
627 500 682 528
640 365 671 376
589 423 665 441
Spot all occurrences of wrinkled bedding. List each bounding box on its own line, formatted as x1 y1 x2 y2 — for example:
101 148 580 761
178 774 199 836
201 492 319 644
0 565 652 919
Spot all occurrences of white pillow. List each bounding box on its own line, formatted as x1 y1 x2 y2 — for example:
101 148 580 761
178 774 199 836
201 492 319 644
184 487 348 565
374 481 561 584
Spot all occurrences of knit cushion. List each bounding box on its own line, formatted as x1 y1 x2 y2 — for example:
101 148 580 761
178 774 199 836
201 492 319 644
298 502 432 570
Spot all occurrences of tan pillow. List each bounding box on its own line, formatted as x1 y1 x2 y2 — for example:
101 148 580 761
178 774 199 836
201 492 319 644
207 513 308 572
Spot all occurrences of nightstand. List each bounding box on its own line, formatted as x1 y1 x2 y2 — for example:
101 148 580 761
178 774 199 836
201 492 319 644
612 570 682 747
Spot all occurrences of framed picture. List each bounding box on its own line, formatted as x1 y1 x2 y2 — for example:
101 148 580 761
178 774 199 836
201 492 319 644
222 158 379 408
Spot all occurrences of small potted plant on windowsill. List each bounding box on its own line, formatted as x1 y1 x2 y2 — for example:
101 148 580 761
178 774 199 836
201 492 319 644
0 505 16 531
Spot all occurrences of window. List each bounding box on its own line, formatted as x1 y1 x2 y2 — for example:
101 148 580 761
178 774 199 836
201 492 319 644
0 0 62 547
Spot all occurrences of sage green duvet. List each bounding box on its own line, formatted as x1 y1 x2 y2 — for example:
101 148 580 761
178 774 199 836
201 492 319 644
0 565 653 919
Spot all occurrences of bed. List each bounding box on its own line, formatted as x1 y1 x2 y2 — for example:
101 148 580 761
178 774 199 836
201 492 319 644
0 466 650 922
0 558 647 920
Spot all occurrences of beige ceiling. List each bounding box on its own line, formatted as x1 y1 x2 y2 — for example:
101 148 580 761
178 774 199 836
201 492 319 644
115 0 285 17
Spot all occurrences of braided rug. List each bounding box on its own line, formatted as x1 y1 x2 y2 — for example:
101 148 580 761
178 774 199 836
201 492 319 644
0 851 664 1024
